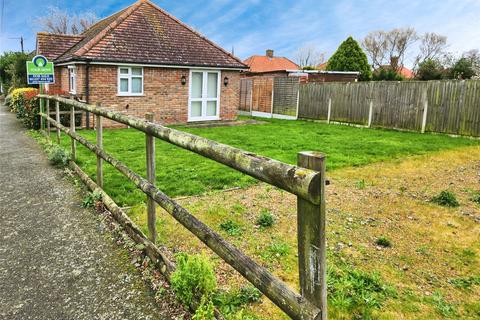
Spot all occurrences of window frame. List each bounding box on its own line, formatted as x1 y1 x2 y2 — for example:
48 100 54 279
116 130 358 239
117 66 144 96
68 66 76 94
188 69 221 122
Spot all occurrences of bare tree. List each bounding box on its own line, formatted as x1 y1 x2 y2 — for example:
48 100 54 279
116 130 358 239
363 27 418 69
462 49 480 79
293 45 326 68
35 6 97 35
413 32 448 71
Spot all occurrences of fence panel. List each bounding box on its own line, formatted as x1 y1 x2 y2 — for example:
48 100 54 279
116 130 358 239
298 80 480 137
239 78 252 112
273 77 299 117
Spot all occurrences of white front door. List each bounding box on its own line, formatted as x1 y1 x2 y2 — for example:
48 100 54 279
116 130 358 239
188 70 220 121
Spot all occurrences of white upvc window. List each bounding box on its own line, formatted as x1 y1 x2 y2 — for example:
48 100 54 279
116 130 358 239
188 70 221 121
68 66 76 94
118 67 143 96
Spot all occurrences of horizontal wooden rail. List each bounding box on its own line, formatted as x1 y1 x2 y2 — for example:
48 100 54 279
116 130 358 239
38 95 322 205
39 112 322 320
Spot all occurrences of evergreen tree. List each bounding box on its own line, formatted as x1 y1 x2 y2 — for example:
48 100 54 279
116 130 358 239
327 36 372 81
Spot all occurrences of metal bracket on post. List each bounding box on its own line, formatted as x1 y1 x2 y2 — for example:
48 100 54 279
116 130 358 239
297 151 327 320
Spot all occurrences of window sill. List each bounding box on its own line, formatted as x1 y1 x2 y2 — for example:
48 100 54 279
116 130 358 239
187 117 220 122
117 94 145 97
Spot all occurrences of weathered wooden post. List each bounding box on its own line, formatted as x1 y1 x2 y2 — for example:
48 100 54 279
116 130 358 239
297 151 327 320
145 113 157 243
327 98 332 124
421 85 429 134
96 103 103 188
70 105 76 161
55 100 61 144
46 98 50 137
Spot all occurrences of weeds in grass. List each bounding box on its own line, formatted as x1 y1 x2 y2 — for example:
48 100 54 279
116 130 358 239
355 179 367 190
260 242 290 261
448 276 480 290
328 263 395 319
82 191 102 208
219 220 243 236
470 191 480 204
415 245 430 256
170 253 217 306
256 209 274 228
214 286 262 316
458 248 477 265
192 296 215 320
375 237 392 248
431 190 460 207
427 291 457 317
231 203 246 215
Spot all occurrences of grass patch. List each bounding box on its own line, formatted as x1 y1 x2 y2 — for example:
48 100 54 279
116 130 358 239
426 291 458 318
220 220 243 237
58 118 479 206
431 190 460 207
375 236 392 248
256 209 274 228
328 263 396 319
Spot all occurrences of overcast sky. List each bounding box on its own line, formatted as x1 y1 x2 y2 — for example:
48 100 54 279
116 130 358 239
1 0 480 67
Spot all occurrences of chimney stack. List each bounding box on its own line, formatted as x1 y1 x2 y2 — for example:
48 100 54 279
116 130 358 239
266 49 274 58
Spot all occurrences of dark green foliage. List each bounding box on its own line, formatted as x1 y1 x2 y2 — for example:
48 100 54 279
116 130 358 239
416 59 445 80
328 263 396 319
171 253 217 306
373 67 404 81
0 51 31 92
82 191 102 208
46 144 70 167
431 190 459 207
214 286 262 315
375 237 392 248
256 209 274 228
327 36 372 81
448 276 480 290
450 58 476 79
219 220 243 236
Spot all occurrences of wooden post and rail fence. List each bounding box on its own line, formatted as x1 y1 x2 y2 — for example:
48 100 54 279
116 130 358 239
37 94 328 320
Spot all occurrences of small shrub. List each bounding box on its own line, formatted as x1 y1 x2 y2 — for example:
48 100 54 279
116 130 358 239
256 209 274 228
431 190 459 207
82 191 102 208
375 237 392 248
219 220 242 236
192 296 215 320
46 144 70 167
171 253 217 306
8 87 40 129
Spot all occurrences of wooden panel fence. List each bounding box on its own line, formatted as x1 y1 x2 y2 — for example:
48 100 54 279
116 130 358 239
298 80 480 137
37 94 327 320
273 77 300 117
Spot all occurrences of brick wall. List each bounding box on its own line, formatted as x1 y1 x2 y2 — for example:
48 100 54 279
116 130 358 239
53 64 240 128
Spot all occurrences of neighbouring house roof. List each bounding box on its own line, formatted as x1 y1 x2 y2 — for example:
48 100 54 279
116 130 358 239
398 66 415 79
36 0 246 69
36 33 84 61
317 62 328 70
244 54 299 73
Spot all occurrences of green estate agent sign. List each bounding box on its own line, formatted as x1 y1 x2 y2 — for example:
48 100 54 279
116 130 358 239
26 55 55 84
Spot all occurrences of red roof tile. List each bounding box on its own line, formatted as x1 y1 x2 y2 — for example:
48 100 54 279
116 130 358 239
36 33 84 61
40 0 246 69
244 55 299 73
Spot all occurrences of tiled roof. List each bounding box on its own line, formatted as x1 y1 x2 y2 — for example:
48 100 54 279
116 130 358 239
244 55 299 73
36 33 84 61
398 66 415 79
42 0 246 69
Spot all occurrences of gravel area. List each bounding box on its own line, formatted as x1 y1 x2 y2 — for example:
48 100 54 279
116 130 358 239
0 104 171 320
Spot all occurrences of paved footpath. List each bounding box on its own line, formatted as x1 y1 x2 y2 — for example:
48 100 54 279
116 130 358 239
0 104 168 320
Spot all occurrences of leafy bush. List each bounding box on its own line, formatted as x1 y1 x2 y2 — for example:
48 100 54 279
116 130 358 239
431 190 459 207
214 286 262 316
8 87 40 129
373 67 404 81
46 144 70 167
219 220 243 236
171 253 217 306
256 209 274 228
192 296 215 320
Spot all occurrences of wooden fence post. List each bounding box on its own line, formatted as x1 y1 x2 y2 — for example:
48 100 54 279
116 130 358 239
46 99 50 137
368 100 373 128
421 86 429 133
96 103 103 188
297 151 327 320
327 98 332 124
70 105 76 161
145 113 157 243
55 100 61 144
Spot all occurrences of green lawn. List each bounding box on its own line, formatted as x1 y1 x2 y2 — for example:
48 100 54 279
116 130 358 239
60 118 479 206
